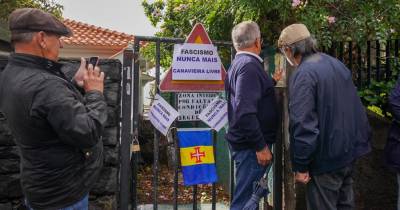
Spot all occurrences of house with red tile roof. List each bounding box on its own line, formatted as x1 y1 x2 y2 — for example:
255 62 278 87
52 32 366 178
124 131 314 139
60 19 154 114
60 19 135 58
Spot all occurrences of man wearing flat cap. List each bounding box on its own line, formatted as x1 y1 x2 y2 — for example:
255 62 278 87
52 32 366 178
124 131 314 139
0 8 107 209
278 24 371 210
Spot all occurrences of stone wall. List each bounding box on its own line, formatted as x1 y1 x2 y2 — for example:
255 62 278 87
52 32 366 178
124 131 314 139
295 111 397 210
0 56 121 210
353 111 397 210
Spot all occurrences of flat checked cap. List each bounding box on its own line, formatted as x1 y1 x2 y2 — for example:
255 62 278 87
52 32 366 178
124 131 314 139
8 8 72 37
278 23 310 48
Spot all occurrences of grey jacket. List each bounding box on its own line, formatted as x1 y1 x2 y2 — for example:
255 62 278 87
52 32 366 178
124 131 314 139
0 53 107 209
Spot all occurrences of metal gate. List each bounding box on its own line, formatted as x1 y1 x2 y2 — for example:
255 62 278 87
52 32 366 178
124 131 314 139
119 36 284 210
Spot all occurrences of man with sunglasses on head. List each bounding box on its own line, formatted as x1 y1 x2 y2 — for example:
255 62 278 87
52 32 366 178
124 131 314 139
225 21 282 210
0 8 107 210
278 23 371 210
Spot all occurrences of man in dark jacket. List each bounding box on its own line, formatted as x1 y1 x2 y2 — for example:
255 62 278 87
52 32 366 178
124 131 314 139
278 24 371 210
225 21 279 210
386 78 400 210
0 8 107 209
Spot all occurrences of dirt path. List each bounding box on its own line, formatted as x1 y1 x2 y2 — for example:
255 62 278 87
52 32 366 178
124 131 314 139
137 165 230 206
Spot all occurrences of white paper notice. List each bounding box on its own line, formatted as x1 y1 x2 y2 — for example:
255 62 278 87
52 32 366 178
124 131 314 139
198 97 228 132
172 43 222 81
177 92 218 121
149 94 180 136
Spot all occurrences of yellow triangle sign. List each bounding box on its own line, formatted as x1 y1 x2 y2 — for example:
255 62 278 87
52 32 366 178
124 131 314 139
194 36 203 44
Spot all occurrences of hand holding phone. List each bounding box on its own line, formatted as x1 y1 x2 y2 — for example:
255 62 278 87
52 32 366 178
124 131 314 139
75 56 100 88
84 58 104 93
87 56 99 69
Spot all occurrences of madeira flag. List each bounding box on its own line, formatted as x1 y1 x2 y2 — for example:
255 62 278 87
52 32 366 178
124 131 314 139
178 128 218 186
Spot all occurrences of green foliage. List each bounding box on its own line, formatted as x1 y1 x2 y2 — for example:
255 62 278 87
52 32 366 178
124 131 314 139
0 0 63 20
358 59 400 119
140 42 174 68
367 105 387 118
141 0 400 68
142 0 400 48
140 1 400 121
358 80 395 118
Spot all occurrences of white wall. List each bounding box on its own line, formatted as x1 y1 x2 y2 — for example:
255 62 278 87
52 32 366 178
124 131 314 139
60 45 123 59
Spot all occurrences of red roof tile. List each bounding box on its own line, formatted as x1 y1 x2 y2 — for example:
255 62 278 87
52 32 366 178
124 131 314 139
61 19 134 47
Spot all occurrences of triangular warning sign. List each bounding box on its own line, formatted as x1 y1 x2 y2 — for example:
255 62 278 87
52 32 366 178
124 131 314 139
160 23 227 92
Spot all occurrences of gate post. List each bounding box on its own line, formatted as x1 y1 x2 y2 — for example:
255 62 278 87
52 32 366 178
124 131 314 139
273 87 283 210
283 63 296 210
131 39 141 210
120 46 134 210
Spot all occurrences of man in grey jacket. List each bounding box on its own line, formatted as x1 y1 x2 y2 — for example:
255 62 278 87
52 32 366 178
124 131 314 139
0 8 107 209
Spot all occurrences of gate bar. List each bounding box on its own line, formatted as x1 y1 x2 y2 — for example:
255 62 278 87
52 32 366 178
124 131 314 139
229 46 236 203
367 41 371 86
211 130 217 210
376 40 381 81
357 46 362 88
396 39 399 72
339 42 344 62
133 36 232 46
329 41 336 57
192 121 199 210
348 41 353 72
193 185 198 209
386 40 391 81
153 40 161 210
173 97 179 210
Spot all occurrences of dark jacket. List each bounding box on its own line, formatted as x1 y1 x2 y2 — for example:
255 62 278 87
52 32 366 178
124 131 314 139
289 53 371 175
385 76 400 172
0 53 107 209
225 53 278 152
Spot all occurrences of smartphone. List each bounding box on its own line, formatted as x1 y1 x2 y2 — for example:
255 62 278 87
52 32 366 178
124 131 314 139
87 56 99 69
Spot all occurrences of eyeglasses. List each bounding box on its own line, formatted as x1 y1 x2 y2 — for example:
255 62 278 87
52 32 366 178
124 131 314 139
279 46 296 66
279 47 285 55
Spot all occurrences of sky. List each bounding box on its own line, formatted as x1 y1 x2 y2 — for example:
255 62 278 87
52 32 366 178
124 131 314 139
55 0 158 36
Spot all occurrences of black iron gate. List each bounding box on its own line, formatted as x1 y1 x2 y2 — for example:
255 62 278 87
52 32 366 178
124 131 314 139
119 36 283 210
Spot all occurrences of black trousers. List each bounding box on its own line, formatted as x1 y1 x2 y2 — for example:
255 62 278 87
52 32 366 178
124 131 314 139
306 166 354 210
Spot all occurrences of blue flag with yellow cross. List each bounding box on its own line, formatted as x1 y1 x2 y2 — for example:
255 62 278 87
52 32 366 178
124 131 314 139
177 128 218 186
